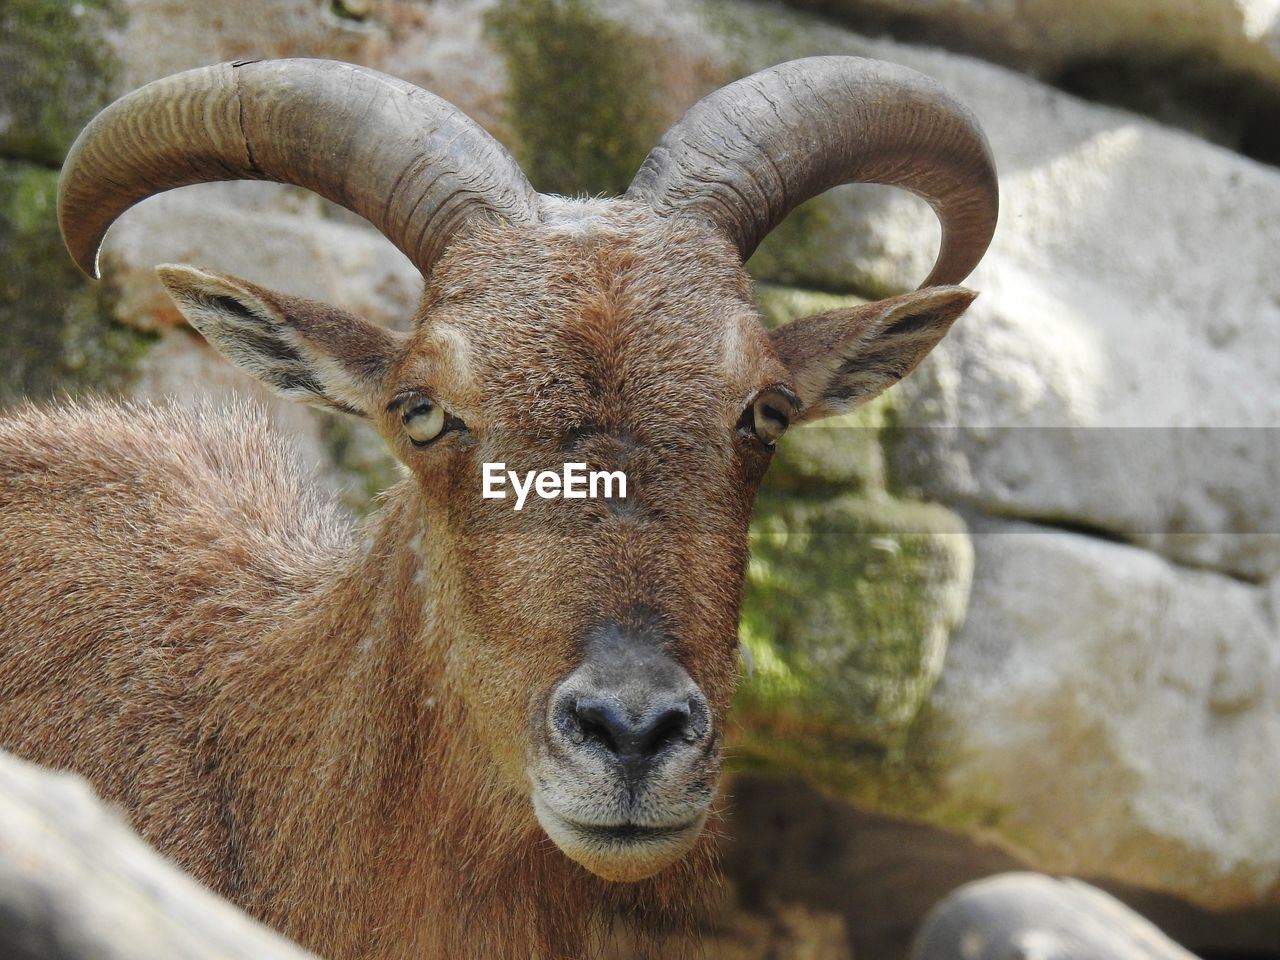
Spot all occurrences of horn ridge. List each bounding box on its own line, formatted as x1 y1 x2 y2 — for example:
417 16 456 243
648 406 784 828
58 58 538 279
626 56 999 288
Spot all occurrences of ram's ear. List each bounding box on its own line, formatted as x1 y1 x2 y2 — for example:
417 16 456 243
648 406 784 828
769 286 976 423
156 264 406 418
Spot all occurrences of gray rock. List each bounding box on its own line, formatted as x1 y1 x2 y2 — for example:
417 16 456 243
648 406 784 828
101 184 422 333
0 749 315 959
929 518 1280 910
113 0 384 90
775 0 1280 110
912 872 1198 960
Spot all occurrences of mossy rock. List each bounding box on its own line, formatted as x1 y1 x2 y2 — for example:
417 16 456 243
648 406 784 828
766 409 889 496
754 282 866 330
0 161 152 406
485 0 665 196
317 415 405 517
734 490 972 763
0 0 121 165
746 195 855 291
737 282 975 802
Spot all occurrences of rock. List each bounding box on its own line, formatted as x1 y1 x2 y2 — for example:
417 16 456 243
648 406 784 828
100 184 422 333
0 0 120 165
113 0 384 90
379 0 510 135
742 287 974 760
0 160 152 407
714 776 1280 960
0 2 149 410
738 491 972 755
911 872 1199 960
0 748 316 960
775 0 1280 121
483 0 669 195
926 518 1280 910
733 490 1280 914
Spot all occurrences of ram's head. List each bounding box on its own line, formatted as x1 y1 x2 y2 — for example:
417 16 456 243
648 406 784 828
59 56 996 881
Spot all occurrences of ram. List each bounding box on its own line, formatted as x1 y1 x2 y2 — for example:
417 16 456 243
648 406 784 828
0 57 996 959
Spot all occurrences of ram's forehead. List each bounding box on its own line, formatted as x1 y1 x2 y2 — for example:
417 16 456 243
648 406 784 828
424 197 750 299
536 195 637 233
412 202 777 419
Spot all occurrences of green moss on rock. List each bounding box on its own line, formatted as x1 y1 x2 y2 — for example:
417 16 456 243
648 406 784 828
745 189 909 298
744 283 975 785
318 415 404 516
754 282 864 330
747 197 842 287
767 405 892 496
485 0 664 196
0 161 152 406
0 0 121 165
735 491 972 761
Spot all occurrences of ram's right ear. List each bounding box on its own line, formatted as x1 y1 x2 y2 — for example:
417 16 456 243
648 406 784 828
157 264 406 418
770 286 976 423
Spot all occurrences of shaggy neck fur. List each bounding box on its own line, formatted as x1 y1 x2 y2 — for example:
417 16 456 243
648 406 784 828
204 482 718 959
0 403 717 960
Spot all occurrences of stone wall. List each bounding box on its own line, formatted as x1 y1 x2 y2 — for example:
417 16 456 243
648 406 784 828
2 0 1277 956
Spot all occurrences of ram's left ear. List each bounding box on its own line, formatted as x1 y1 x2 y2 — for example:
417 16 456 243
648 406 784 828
157 264 407 418
769 286 976 423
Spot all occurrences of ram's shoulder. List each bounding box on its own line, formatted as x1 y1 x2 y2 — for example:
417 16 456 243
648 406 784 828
0 397 351 555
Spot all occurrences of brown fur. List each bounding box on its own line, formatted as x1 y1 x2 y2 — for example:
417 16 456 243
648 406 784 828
0 200 972 958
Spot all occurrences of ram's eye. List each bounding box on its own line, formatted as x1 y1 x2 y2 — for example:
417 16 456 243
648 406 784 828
745 388 794 448
402 398 447 446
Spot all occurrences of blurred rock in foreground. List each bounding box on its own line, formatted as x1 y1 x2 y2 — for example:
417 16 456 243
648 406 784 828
0 748 314 960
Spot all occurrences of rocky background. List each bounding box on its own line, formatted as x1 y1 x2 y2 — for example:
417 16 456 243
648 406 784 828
2 0 1278 957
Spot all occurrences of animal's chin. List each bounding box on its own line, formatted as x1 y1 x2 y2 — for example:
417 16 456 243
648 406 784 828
532 792 707 882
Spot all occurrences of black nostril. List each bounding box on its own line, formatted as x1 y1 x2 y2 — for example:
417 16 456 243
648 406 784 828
570 696 694 762
573 699 625 754
643 703 693 755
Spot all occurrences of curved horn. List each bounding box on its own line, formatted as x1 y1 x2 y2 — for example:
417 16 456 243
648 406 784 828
626 56 998 287
58 59 538 278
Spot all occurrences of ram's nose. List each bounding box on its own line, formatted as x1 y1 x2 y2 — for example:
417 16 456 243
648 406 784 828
554 689 708 769
548 623 711 775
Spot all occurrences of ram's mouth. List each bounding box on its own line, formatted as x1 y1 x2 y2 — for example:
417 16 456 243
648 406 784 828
557 815 701 845
532 793 707 882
